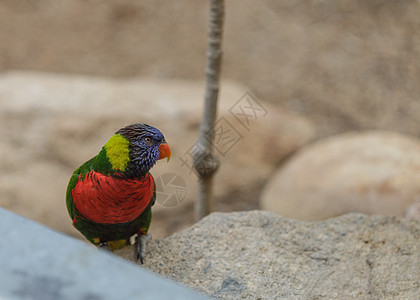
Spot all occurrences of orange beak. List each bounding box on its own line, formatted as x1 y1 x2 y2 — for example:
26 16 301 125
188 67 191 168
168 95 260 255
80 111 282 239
158 142 171 162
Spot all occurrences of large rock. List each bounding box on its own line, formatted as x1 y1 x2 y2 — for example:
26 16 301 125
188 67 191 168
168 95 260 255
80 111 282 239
0 71 315 238
115 211 420 299
261 131 420 221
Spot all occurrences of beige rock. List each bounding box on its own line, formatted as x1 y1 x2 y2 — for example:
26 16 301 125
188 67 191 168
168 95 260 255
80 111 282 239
115 211 420 299
261 131 420 220
0 71 315 238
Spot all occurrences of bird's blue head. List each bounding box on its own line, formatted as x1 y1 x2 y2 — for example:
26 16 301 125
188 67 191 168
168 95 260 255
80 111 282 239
115 123 171 178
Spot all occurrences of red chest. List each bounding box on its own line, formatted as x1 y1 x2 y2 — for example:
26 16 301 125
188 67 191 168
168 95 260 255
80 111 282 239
72 170 154 224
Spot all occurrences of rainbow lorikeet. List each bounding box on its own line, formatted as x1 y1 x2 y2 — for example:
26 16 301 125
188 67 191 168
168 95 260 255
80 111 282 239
66 123 171 263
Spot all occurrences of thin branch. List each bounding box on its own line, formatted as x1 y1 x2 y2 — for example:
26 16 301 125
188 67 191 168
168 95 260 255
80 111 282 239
193 0 225 221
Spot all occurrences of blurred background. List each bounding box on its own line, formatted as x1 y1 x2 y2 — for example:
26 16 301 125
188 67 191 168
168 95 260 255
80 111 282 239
1 0 420 240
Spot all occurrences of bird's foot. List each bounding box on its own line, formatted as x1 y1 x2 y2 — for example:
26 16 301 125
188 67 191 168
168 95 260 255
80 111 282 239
98 242 111 252
134 233 151 264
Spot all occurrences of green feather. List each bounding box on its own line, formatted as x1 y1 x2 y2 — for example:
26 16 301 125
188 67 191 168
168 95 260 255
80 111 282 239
93 147 114 175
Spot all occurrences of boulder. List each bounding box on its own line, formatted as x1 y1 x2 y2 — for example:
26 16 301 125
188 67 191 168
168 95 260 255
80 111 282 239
115 210 420 299
0 71 315 238
261 131 420 220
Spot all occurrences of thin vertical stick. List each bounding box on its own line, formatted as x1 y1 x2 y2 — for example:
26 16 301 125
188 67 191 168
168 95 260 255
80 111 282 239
193 0 225 221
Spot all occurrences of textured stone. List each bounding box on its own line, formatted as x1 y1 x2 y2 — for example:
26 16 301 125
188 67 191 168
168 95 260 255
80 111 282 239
261 131 420 221
115 211 420 299
0 207 209 300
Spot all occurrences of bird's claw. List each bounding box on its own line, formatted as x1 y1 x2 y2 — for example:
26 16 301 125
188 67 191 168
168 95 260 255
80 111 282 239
134 233 151 264
98 242 111 251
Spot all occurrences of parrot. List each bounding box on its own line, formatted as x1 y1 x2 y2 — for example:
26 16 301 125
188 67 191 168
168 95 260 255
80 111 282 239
66 123 171 263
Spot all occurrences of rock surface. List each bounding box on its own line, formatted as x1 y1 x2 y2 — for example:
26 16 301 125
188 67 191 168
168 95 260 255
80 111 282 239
115 211 420 299
0 71 315 238
261 131 420 221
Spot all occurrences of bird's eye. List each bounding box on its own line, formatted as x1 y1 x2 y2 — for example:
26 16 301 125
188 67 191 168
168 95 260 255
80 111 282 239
144 137 152 145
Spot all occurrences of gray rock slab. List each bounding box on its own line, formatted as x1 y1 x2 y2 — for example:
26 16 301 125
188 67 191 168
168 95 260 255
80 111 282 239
0 207 209 300
116 211 420 299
